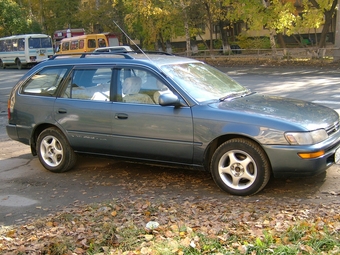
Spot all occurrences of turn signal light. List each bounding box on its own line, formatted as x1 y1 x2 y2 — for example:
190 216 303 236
298 150 325 159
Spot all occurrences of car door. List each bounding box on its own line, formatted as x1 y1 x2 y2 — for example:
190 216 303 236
111 66 194 163
54 66 114 154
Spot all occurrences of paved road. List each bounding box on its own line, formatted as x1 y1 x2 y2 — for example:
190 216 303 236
0 66 340 226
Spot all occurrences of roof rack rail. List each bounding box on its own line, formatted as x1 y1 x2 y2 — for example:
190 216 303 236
135 50 173 55
82 52 135 59
49 52 135 60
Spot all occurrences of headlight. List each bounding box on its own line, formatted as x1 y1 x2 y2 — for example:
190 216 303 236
285 129 328 145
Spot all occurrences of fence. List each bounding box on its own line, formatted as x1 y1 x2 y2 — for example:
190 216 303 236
176 47 339 61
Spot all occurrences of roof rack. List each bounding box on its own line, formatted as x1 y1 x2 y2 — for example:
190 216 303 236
49 52 135 60
135 50 173 55
48 50 174 61
81 52 135 59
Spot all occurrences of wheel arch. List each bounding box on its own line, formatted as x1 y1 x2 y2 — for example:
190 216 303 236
203 134 272 173
30 123 67 156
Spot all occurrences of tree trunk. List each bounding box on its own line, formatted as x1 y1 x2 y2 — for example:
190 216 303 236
180 0 191 56
219 20 230 53
269 30 277 54
204 2 214 51
262 0 277 53
308 0 337 48
318 11 333 48
276 33 286 48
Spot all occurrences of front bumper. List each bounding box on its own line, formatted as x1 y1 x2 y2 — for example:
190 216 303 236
263 133 340 178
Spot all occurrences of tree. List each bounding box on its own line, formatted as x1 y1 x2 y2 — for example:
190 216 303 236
306 0 338 48
124 0 184 50
40 0 82 35
225 0 296 51
0 0 29 36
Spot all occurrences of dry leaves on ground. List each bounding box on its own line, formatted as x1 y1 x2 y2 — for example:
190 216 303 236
0 196 339 254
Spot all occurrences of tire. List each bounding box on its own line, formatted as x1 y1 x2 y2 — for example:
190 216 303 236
0 59 5 69
16 59 22 70
36 127 76 173
210 138 271 196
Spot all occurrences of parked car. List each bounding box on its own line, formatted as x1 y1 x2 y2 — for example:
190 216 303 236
6 52 340 196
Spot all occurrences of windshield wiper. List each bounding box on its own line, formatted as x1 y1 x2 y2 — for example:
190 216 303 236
219 91 255 101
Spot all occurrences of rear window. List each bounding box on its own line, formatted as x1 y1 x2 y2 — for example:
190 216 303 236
21 67 69 96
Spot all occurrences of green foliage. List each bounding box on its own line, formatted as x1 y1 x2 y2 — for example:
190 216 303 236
213 40 222 49
197 43 207 50
27 20 43 34
236 34 271 49
0 0 29 36
4 0 338 51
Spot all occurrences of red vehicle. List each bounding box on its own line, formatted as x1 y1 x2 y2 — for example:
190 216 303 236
53 28 85 51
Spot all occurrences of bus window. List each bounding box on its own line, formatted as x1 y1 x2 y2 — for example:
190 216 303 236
79 40 84 49
98 38 106 47
12 40 18 51
6 40 12 51
62 42 70 51
41 37 52 48
18 39 25 51
88 39 96 48
71 40 79 50
29 38 53 48
29 38 40 48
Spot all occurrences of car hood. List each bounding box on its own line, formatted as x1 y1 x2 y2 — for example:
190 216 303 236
210 93 339 130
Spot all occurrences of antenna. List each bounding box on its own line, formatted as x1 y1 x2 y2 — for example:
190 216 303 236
113 20 152 61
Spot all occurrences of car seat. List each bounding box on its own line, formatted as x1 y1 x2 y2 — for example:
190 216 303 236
122 77 154 104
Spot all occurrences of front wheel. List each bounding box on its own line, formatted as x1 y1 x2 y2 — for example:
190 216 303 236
36 127 76 173
210 138 271 196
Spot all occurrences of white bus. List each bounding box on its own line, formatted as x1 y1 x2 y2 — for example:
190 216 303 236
0 34 54 69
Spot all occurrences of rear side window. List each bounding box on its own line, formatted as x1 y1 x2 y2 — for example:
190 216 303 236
21 67 69 96
62 67 112 101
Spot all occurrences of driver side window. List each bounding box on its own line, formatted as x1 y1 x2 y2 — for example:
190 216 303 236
118 68 170 104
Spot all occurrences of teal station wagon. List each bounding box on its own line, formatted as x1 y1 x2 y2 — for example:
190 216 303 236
6 52 340 196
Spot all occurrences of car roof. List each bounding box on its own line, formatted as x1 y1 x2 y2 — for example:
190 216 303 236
42 53 200 69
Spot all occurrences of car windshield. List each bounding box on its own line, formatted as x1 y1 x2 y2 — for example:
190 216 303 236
160 62 249 103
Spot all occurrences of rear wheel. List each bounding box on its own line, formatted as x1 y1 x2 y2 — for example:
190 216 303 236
36 127 76 173
0 59 5 69
210 138 271 196
16 59 22 70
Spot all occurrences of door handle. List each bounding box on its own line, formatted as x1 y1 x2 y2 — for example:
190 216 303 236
115 113 128 119
58 108 67 114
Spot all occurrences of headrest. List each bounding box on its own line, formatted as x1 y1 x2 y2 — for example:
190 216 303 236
122 77 142 95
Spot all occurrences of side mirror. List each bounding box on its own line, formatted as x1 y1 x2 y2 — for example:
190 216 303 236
159 93 184 107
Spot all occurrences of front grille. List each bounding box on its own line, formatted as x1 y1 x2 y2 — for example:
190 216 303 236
326 121 340 136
